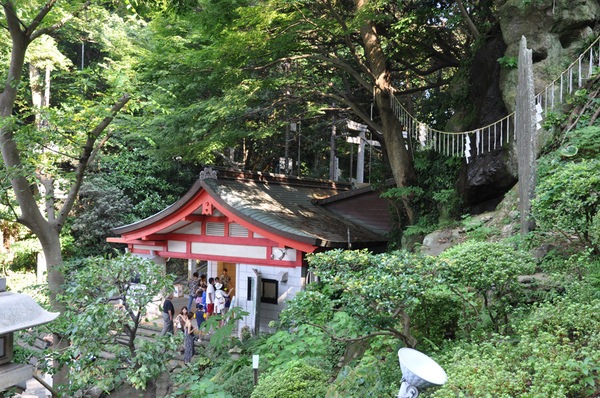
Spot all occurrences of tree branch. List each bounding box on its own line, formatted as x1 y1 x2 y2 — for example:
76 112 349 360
306 87 383 132
456 0 480 39
392 79 451 96
88 128 113 166
246 53 373 92
55 93 131 229
25 0 58 38
29 1 92 41
1 1 27 31
306 322 396 342
322 0 372 77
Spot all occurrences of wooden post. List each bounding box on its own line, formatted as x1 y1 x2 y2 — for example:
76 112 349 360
357 130 365 183
252 269 262 336
329 114 337 181
516 36 537 235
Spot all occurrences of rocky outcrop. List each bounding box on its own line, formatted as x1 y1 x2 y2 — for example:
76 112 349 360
421 228 464 257
463 28 516 209
499 0 600 115
445 26 515 210
499 0 600 163
457 0 600 210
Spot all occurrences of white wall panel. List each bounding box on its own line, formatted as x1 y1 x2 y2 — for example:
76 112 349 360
167 241 187 253
191 242 266 259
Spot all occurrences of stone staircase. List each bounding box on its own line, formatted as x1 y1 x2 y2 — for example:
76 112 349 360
19 320 210 371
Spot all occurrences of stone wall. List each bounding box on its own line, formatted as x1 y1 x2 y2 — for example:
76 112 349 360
499 0 600 115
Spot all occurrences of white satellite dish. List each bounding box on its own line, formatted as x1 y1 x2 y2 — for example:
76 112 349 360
397 348 447 398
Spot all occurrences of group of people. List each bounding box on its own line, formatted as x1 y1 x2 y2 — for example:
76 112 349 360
160 269 234 364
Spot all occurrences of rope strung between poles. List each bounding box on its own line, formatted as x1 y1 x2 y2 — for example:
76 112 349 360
389 35 600 163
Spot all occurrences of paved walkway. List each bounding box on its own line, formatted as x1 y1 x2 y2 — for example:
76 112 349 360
17 375 52 398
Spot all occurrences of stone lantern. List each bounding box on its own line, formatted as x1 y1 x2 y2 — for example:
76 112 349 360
0 277 59 393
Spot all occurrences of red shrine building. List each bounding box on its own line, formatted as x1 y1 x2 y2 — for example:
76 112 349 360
108 168 391 334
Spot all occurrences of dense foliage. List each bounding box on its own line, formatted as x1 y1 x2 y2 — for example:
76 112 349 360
58 254 176 391
5 0 600 397
280 249 440 348
440 241 536 333
432 288 600 398
250 360 329 398
533 159 600 254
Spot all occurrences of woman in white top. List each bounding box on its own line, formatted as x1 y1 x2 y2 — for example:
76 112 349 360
214 283 234 325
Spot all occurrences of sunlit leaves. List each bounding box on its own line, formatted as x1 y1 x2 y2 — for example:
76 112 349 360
532 160 600 253
439 241 536 331
281 249 440 346
59 254 176 391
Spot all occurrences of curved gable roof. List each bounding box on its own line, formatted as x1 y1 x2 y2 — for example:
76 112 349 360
112 169 387 250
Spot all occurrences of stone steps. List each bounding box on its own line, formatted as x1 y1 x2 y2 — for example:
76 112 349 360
19 321 210 370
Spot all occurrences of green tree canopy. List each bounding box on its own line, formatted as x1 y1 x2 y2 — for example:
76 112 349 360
280 249 440 348
59 254 176 391
134 0 502 215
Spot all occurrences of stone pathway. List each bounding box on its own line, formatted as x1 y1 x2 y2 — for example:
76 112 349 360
17 376 51 398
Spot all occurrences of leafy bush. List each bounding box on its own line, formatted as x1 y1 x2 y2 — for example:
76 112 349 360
251 360 328 398
532 159 600 253
381 151 463 246
461 214 501 242
4 237 40 272
71 175 133 257
220 365 254 398
252 324 336 373
175 378 234 398
59 254 176 391
497 55 518 68
281 249 440 348
170 357 224 398
431 295 600 398
328 336 402 398
409 286 462 347
562 126 600 160
440 241 536 333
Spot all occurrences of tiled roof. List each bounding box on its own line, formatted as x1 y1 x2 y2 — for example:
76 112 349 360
114 168 388 249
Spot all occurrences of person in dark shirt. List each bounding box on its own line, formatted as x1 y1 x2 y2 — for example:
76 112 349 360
160 292 175 336
187 272 200 312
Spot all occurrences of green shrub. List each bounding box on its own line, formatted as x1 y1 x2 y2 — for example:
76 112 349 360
221 365 254 398
461 215 501 242
328 336 402 398
533 159 600 254
562 125 600 160
252 324 335 372
251 360 328 398
431 296 600 398
497 55 518 68
70 175 133 257
281 249 441 348
440 241 536 333
6 238 40 272
410 286 462 347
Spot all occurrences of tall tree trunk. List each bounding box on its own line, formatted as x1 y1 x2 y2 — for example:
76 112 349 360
356 0 417 223
38 229 69 388
29 64 45 130
0 1 110 391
